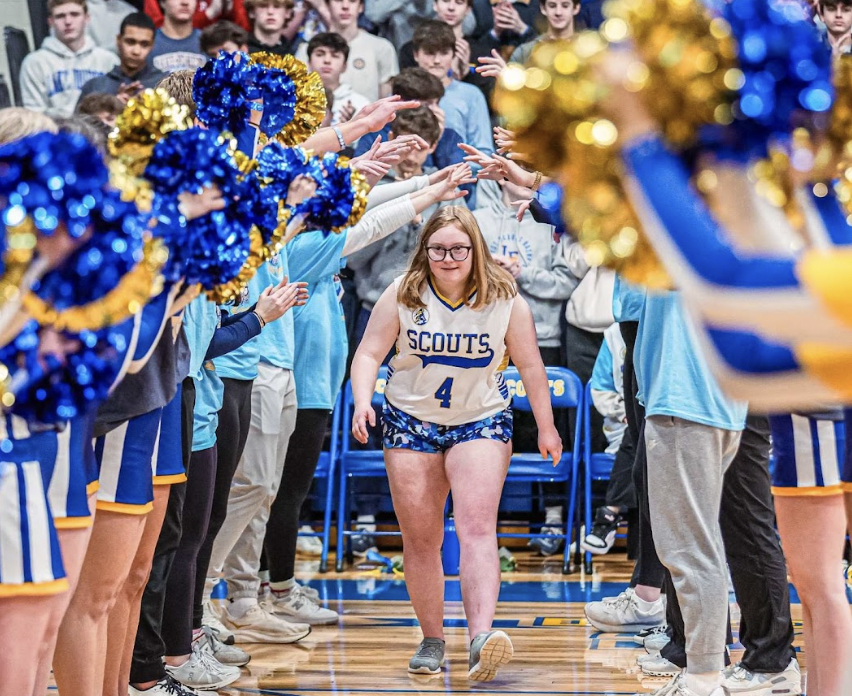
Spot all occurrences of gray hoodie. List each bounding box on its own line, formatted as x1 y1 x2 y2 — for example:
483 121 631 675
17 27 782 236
474 180 578 347
20 35 118 118
363 0 433 52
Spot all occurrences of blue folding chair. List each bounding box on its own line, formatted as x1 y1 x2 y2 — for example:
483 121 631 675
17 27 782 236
581 381 620 574
499 366 584 574
296 392 341 573
336 367 393 572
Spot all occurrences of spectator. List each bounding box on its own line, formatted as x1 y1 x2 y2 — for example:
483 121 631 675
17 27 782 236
200 20 250 56
55 113 112 154
20 0 119 118
819 0 852 57
244 0 298 55
576 0 604 30
306 33 370 125
510 0 580 65
86 0 135 51
78 13 166 105
489 0 542 49
297 0 399 102
76 91 124 126
363 0 432 51
144 0 251 30
0 108 57 144
412 21 493 155
149 0 209 73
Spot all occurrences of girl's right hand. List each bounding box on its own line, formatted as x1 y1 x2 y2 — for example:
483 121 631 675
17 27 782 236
352 404 376 444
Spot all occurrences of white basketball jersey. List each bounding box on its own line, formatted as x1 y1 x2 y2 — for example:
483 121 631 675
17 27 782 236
384 277 515 426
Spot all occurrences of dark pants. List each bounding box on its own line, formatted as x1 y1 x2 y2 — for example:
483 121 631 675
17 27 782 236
263 408 330 582
621 321 667 590
162 445 218 656
129 378 195 684
193 377 254 628
604 425 636 510
563 322 606 453
660 415 795 673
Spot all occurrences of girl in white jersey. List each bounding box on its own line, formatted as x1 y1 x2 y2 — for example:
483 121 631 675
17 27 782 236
351 206 562 681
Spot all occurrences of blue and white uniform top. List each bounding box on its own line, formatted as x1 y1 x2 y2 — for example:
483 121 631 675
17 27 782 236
384 276 515 427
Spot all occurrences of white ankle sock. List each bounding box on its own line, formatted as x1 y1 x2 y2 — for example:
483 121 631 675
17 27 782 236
633 594 659 612
544 506 562 525
270 577 296 596
684 671 722 696
229 598 255 619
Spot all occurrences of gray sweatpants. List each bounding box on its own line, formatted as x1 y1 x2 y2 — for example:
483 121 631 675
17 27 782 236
645 415 741 674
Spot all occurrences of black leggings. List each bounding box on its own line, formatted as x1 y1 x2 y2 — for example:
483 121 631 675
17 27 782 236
193 377 253 629
163 445 217 655
263 408 329 583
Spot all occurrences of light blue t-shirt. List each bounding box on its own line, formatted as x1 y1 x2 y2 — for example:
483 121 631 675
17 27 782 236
213 250 294 379
635 291 747 431
612 275 646 323
440 80 493 157
287 230 348 410
591 340 615 394
183 295 220 380
192 365 224 451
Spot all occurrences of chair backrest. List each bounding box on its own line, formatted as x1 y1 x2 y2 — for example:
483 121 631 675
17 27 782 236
341 366 389 454
583 381 616 475
4 27 30 106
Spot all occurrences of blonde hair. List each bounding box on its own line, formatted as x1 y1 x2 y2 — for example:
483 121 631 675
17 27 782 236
397 206 517 311
158 70 196 115
0 108 58 144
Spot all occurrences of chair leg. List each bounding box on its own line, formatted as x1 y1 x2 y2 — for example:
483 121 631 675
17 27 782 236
320 468 335 574
335 468 347 573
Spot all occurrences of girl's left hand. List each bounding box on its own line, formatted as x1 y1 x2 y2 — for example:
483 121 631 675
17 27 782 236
538 425 563 466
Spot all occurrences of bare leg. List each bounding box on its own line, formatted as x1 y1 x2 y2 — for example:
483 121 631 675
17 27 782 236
0 592 69 696
109 485 171 696
845 492 852 540
802 603 817 696
444 438 511 640
32 494 97 696
384 448 449 640
53 510 147 696
775 495 852 696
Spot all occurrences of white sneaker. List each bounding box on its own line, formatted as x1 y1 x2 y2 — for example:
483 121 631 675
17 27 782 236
634 674 727 696
264 585 339 625
584 588 665 632
164 640 242 690
202 599 235 645
296 526 324 556
222 602 311 643
296 581 320 602
198 625 251 667
722 658 802 695
639 654 682 677
129 675 201 695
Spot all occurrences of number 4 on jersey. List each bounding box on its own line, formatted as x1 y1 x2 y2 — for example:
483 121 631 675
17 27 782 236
434 377 454 409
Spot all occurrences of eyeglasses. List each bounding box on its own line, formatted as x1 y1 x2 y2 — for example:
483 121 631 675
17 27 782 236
426 245 472 261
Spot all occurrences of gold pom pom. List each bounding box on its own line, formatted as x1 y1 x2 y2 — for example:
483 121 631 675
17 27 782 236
249 53 328 147
109 88 192 177
0 219 38 307
339 160 370 233
21 236 168 333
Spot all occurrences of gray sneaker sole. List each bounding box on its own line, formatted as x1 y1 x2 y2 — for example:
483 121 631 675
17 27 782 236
408 662 443 675
230 624 311 644
584 613 665 633
468 631 513 682
640 662 681 677
164 665 241 691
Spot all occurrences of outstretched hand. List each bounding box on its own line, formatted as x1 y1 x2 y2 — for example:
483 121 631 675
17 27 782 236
352 95 421 133
178 185 226 220
475 49 508 79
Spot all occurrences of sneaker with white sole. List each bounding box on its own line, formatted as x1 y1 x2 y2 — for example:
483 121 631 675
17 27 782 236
636 624 671 653
468 630 514 682
202 599 235 645
408 637 446 674
296 526 324 556
129 674 201 695
722 658 802 695
633 674 728 696
164 640 242 690
529 525 564 556
264 585 339 625
222 602 311 644
584 587 665 632
580 507 620 555
199 625 251 667
296 581 320 602
640 654 682 677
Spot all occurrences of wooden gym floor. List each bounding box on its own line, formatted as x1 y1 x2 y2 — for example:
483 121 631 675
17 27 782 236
196 548 810 696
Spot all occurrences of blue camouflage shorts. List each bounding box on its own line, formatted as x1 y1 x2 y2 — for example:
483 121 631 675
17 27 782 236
382 400 513 454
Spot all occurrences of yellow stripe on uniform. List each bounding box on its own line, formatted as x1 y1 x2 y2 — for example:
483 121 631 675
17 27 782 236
0 577 69 597
86 480 100 496
797 249 852 329
153 473 187 485
771 485 844 497
53 516 94 530
95 500 154 515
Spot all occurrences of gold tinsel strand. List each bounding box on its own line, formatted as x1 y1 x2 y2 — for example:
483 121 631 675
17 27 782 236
206 227 266 304
335 160 370 234
0 219 38 306
21 237 168 333
829 56 852 220
249 53 327 147
494 36 670 287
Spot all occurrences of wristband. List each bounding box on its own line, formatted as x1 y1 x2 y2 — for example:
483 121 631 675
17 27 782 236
253 310 266 328
332 126 346 150
531 170 542 192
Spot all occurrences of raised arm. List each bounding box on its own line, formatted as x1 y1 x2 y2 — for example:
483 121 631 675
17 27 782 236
504 296 562 463
350 283 401 443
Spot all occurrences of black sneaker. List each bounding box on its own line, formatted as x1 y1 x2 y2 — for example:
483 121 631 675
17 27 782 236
580 508 620 555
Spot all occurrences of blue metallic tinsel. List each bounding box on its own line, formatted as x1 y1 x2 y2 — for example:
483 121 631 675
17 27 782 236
0 131 108 238
296 153 356 232
193 51 262 135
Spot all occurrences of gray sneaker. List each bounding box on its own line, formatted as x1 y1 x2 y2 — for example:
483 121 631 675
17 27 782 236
408 637 445 674
468 630 513 682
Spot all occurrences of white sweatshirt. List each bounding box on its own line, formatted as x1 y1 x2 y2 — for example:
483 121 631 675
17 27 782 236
20 35 118 118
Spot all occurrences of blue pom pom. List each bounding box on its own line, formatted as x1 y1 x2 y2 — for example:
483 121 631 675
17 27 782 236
145 128 254 288
296 153 357 232
194 51 263 134
700 0 833 161
0 132 108 238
